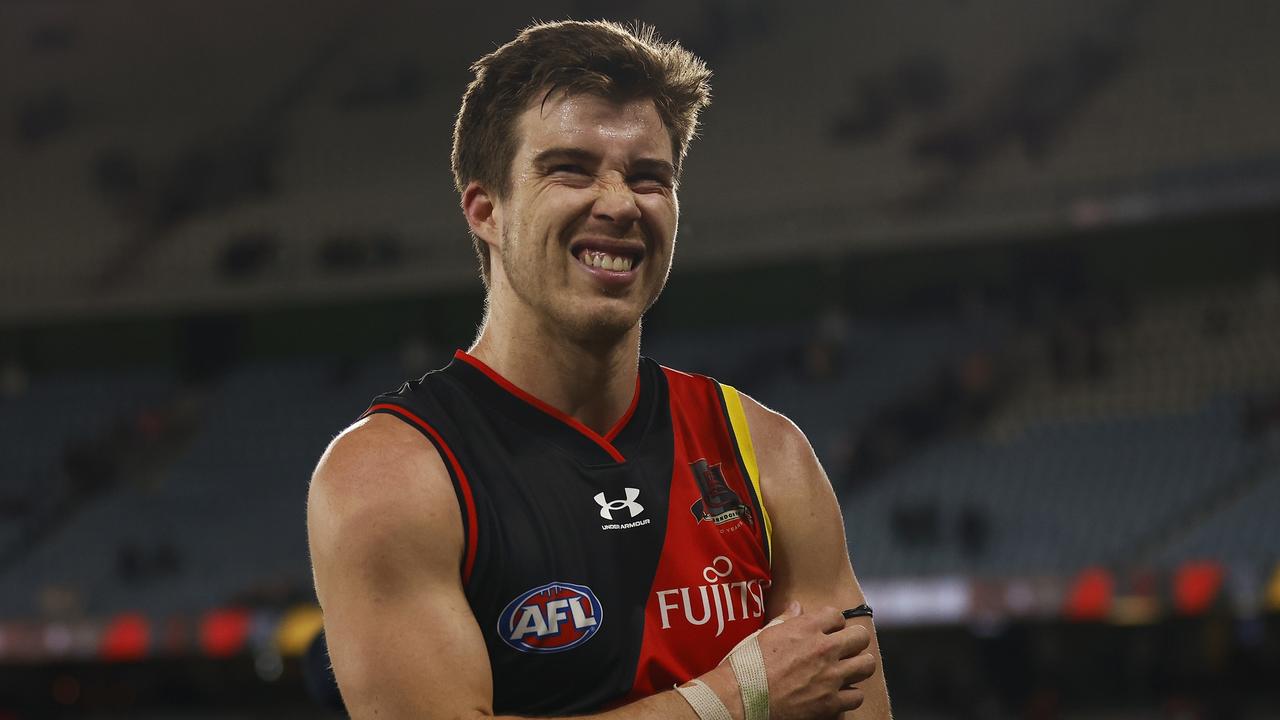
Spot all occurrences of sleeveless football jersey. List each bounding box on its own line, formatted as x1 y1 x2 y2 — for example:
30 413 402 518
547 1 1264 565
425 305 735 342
360 350 774 715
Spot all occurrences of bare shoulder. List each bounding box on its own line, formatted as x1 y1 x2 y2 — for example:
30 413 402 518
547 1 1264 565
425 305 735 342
311 413 450 499
308 416 487 716
734 392 825 499
308 413 463 588
732 389 850 560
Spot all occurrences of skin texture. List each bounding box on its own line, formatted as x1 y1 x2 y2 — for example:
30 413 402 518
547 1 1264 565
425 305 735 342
460 93 677 433
308 91 892 719
744 394 894 720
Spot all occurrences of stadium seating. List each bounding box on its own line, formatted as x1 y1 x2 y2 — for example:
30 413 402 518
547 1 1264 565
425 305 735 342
1156 456 1280 567
0 354 404 617
3 0 1279 321
2 283 1276 616
840 397 1254 577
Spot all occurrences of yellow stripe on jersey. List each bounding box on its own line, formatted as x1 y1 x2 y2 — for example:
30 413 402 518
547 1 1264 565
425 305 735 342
719 384 773 563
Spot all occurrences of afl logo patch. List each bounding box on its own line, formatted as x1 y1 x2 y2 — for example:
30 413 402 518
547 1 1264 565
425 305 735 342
498 582 603 653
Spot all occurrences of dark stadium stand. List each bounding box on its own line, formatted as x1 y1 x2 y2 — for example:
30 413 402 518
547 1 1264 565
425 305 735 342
1157 459 1280 568
2 0 1279 715
4 0 1280 324
3 285 1277 620
0 354 405 618
846 397 1255 576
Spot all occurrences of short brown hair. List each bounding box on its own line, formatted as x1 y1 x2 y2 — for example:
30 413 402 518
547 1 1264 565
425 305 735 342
451 20 712 280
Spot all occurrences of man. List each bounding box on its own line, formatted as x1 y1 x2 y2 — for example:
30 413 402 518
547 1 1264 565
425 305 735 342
308 20 892 719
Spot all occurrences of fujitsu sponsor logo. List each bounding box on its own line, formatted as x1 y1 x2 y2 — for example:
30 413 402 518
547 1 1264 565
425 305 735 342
656 556 771 638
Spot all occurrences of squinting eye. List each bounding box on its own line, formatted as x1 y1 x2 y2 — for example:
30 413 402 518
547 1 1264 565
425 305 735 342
630 175 672 190
551 164 588 175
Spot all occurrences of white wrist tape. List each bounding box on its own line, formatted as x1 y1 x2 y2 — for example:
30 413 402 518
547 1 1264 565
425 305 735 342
729 634 769 720
675 679 733 720
725 614 785 720
680 614 786 720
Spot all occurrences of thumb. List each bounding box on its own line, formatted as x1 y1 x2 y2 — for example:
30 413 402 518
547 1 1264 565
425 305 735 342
760 601 799 630
722 601 797 662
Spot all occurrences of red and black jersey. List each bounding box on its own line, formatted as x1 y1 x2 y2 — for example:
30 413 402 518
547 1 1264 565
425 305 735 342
361 350 773 715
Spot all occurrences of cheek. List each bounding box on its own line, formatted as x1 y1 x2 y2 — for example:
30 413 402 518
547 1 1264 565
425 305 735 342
531 189 596 236
639 197 678 238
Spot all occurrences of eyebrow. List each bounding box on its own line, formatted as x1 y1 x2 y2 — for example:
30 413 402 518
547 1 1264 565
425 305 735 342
531 147 597 168
630 157 676 178
531 147 675 177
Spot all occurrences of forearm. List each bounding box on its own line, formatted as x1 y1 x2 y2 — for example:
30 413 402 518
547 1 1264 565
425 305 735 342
845 669 891 720
843 618 892 720
489 665 741 720
491 691 694 720
346 689 701 720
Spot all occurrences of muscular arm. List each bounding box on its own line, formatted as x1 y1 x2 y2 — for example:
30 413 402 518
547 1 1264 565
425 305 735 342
308 414 730 719
741 396 893 719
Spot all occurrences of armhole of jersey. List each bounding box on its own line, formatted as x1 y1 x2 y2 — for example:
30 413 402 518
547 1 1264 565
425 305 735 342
716 384 773 565
361 403 479 587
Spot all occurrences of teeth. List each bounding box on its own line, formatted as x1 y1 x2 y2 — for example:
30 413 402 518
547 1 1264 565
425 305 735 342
579 251 633 272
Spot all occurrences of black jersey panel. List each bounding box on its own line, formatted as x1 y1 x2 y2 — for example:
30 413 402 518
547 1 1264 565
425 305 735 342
448 353 627 465
361 403 478 583
365 357 676 715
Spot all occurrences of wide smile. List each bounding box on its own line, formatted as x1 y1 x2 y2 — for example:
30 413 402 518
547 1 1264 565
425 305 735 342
570 239 646 286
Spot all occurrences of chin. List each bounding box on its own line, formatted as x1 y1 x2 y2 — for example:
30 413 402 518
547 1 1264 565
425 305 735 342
559 299 642 344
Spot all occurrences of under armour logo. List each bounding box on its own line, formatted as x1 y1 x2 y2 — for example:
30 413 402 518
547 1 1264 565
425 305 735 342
594 487 644 520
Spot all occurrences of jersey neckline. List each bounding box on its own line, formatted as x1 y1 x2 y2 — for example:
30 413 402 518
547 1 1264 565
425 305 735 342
449 349 649 464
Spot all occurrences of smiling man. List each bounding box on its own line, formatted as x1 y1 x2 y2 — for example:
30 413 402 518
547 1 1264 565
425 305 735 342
308 20 891 720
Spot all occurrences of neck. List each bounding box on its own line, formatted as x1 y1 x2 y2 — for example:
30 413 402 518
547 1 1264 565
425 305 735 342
468 300 640 437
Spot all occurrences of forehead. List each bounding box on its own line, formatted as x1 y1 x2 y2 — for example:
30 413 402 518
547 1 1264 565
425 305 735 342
513 92 673 164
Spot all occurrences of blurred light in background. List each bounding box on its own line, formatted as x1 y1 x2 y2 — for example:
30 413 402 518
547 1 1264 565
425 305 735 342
1 0 1278 717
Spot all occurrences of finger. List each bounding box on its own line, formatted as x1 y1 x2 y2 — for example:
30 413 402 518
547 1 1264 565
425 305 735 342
830 623 872 656
813 606 847 633
836 651 877 685
834 686 866 712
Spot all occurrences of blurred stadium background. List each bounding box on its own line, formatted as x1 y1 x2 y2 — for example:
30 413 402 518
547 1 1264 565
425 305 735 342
2 0 1279 717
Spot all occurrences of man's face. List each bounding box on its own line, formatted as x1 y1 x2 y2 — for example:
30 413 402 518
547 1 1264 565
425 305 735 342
487 92 679 343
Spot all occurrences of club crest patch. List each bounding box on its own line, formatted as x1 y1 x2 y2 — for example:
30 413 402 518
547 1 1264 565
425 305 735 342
689 459 753 527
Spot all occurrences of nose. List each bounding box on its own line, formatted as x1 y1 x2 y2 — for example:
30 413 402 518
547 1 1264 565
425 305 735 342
591 180 641 227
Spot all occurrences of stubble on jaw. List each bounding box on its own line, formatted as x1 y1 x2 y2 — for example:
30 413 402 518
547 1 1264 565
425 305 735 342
495 220 641 348
490 102 679 348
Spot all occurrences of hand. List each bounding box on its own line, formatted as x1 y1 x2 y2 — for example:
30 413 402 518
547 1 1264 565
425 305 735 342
755 602 877 719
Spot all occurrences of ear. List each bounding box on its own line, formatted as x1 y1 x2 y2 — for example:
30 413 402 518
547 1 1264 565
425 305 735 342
462 181 501 253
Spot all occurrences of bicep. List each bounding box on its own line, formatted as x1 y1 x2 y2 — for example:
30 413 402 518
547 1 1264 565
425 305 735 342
751 410 864 617
308 416 494 720
741 397 892 718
